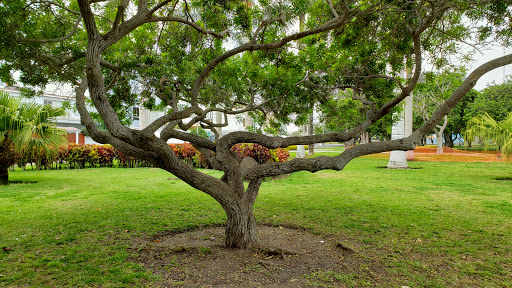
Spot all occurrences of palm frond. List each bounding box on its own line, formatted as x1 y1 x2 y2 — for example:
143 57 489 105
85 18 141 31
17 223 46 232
466 112 512 157
0 92 67 151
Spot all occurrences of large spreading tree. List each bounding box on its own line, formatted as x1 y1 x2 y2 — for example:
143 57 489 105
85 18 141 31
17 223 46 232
2 0 512 248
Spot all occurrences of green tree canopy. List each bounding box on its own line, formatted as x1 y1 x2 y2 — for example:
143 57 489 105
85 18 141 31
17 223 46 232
413 69 478 148
467 78 512 122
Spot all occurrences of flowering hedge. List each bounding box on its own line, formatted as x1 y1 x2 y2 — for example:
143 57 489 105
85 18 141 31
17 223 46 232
15 142 289 170
231 143 290 164
169 143 211 168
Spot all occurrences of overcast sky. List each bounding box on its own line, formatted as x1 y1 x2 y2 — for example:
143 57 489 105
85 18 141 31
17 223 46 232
468 45 512 91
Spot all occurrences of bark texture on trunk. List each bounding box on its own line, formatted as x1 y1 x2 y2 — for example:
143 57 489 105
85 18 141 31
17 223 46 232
444 131 454 148
224 206 257 249
436 131 443 154
0 137 16 186
308 113 314 155
435 116 448 155
0 168 8 185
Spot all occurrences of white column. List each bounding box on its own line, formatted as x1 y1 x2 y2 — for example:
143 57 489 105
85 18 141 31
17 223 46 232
140 107 150 129
387 109 408 168
297 125 307 158
215 110 223 138
388 58 413 168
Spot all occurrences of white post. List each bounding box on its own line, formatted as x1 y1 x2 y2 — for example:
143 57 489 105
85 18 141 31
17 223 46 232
140 107 150 129
387 110 408 168
297 125 307 158
388 58 414 168
297 145 306 158
215 110 223 138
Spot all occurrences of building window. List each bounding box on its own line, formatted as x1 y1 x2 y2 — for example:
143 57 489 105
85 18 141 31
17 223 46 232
132 106 140 120
44 99 53 107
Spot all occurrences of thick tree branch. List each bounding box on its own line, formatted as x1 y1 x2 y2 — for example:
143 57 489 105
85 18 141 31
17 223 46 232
218 131 357 151
112 0 130 31
160 128 216 151
242 138 416 180
415 53 512 137
142 106 202 136
77 0 100 39
325 0 339 18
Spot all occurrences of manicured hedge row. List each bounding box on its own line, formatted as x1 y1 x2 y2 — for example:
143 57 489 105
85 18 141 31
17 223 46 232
231 143 289 164
16 144 151 170
16 142 290 170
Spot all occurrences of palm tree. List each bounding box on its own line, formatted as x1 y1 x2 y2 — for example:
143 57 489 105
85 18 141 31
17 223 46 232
465 112 512 158
0 91 67 185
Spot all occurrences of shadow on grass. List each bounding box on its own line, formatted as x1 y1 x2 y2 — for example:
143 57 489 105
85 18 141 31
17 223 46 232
8 181 37 184
376 166 423 169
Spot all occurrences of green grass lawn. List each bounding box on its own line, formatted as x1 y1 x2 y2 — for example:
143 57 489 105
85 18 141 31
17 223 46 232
1 158 511 287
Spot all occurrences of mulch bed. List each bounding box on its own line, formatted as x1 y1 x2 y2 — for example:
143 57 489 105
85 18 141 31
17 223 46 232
363 146 510 162
130 225 371 287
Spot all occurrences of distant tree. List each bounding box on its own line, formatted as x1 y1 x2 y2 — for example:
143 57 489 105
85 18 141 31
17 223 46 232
189 126 209 139
317 89 393 143
443 89 478 147
0 91 66 185
465 112 512 157
467 79 512 122
414 69 472 153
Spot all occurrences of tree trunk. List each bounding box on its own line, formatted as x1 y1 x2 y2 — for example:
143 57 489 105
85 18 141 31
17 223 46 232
360 132 370 144
436 116 448 155
436 131 444 154
0 137 16 185
444 130 454 148
308 113 314 155
0 167 8 185
224 204 257 249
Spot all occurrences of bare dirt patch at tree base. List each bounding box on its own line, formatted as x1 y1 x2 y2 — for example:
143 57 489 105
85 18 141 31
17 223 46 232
132 225 358 287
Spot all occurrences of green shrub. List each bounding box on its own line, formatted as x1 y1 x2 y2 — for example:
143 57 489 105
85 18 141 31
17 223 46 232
15 142 289 171
285 145 308 151
231 143 290 164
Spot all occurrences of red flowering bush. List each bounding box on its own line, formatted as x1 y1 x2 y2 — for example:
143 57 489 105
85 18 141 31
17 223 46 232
93 145 115 167
15 141 289 171
271 148 290 162
169 143 211 168
65 143 90 169
115 149 152 168
231 143 290 164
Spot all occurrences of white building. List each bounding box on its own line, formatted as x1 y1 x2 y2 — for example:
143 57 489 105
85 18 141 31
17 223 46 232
0 84 89 144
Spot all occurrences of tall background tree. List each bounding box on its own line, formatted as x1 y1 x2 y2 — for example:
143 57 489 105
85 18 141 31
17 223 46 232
2 0 512 247
0 91 66 185
466 78 512 123
414 69 467 154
